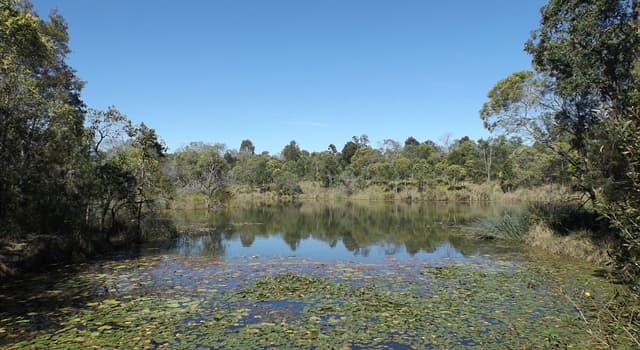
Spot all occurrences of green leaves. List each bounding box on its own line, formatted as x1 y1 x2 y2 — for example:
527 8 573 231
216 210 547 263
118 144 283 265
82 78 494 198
0 254 616 349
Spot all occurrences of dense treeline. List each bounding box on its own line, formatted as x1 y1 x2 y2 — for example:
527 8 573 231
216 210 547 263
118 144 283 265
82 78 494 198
0 2 168 245
166 135 568 205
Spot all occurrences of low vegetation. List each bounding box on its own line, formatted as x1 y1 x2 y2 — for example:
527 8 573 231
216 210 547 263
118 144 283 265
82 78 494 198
0 255 622 349
470 209 531 241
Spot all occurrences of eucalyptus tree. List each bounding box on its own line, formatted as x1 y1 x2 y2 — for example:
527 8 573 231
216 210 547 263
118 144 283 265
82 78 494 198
404 137 420 148
482 0 640 281
0 1 87 235
379 139 402 161
239 139 255 157
86 107 137 234
340 141 359 166
312 151 340 187
482 1 640 201
281 140 301 162
121 123 168 238
446 137 483 183
173 142 230 209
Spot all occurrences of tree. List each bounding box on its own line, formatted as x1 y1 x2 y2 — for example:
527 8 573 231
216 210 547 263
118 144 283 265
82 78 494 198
480 71 556 142
526 0 639 113
482 0 640 285
412 159 432 192
393 156 412 181
404 136 420 147
236 153 272 190
380 139 401 161
173 142 230 209
478 137 495 183
599 110 640 283
350 148 384 179
86 107 138 235
352 134 370 148
125 123 167 239
444 165 466 188
272 169 302 196
340 141 359 166
0 2 87 235
313 152 339 187
446 137 483 182
87 107 130 156
527 0 640 201
239 139 255 156
281 140 301 162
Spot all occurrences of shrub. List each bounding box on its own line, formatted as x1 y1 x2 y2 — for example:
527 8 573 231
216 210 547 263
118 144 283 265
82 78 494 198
470 209 531 241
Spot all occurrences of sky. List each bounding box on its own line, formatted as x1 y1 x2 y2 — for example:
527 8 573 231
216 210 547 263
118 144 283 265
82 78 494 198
32 0 547 154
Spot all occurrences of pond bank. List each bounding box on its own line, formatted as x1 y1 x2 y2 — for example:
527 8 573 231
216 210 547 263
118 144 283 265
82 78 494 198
0 235 80 280
0 234 122 281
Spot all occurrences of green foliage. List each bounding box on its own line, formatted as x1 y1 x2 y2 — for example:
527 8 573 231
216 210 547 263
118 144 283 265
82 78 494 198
281 140 301 162
0 2 172 244
481 1 640 294
312 152 339 187
470 209 531 241
0 1 86 235
598 111 640 286
170 142 229 209
272 170 302 196
340 140 358 166
1 248 617 349
526 0 639 105
529 201 604 236
480 71 550 140
239 139 255 156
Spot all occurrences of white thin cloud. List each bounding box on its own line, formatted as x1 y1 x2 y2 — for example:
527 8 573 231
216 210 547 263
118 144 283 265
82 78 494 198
286 120 329 128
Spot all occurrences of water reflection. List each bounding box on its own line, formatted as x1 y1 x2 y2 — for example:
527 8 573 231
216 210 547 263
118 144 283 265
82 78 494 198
152 202 514 262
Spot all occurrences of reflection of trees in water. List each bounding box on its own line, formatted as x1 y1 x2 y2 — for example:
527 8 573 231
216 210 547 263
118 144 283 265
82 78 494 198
239 231 255 247
172 226 227 256
166 202 505 257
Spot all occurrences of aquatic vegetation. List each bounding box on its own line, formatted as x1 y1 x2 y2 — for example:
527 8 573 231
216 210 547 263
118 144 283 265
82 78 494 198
0 253 620 349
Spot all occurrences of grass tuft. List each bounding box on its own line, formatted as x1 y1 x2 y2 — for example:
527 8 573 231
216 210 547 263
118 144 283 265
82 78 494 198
470 209 531 241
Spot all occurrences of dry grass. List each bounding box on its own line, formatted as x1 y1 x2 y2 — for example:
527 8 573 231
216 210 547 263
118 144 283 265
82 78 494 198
527 223 612 265
172 182 573 208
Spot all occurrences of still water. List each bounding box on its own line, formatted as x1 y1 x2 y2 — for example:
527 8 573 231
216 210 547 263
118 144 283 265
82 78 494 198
152 202 511 262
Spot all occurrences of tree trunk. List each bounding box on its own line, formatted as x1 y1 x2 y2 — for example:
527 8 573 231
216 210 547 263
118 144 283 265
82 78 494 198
633 0 639 32
136 153 146 243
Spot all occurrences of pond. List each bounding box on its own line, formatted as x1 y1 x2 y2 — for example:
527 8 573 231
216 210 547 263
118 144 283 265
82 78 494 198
0 202 615 349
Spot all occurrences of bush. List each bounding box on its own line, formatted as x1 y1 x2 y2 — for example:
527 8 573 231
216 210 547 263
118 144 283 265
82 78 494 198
470 209 531 241
528 201 605 236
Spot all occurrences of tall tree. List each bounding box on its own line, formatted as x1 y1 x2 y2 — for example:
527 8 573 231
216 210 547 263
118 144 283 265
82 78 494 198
0 1 87 234
281 140 301 162
125 123 167 239
239 139 255 157
340 141 359 166
173 143 229 209
525 0 640 199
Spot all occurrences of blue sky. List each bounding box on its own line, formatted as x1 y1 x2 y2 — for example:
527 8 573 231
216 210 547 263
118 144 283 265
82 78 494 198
33 0 547 154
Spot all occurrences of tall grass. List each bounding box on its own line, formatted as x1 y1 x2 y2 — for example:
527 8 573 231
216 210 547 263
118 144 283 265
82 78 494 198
470 209 531 241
